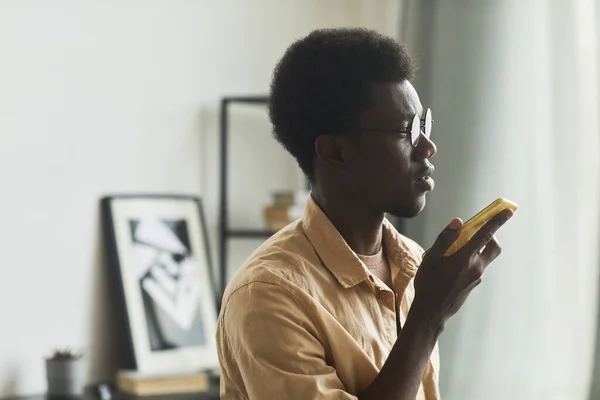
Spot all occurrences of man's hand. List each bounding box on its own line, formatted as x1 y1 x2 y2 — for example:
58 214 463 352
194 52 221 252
359 209 514 400
413 209 515 332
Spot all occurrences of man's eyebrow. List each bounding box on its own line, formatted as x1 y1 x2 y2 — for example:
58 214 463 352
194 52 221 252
390 108 420 118
392 115 414 123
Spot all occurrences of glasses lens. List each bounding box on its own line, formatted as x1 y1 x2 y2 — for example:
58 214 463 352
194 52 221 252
425 109 432 138
411 114 421 146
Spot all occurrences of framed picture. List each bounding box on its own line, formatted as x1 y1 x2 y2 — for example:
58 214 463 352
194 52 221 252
101 195 219 373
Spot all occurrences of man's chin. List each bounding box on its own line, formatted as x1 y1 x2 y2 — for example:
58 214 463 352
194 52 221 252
387 194 427 219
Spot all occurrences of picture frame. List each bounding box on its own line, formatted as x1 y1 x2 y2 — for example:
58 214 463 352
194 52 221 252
101 194 219 374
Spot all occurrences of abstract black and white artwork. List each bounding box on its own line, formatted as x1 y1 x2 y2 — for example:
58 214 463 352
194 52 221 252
102 195 219 373
129 219 206 350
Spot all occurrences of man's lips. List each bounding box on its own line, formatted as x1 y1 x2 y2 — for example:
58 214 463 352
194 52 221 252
414 165 435 191
415 165 435 180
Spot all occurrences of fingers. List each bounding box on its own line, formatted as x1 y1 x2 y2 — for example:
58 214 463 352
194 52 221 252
478 235 502 265
462 209 513 257
426 217 463 259
461 275 483 300
445 276 483 318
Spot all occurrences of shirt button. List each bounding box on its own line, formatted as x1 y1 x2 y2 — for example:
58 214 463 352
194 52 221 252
378 291 388 300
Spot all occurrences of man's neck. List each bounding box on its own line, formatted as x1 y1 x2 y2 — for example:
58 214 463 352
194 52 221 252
311 186 384 256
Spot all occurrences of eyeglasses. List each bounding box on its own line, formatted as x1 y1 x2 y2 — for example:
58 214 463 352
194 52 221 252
359 108 433 148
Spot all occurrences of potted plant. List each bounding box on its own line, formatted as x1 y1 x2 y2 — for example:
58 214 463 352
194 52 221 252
45 348 86 398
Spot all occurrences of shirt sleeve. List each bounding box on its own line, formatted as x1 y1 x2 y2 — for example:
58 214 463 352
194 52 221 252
219 280 358 400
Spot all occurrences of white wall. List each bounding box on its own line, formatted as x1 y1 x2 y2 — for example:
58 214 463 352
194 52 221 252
0 0 399 396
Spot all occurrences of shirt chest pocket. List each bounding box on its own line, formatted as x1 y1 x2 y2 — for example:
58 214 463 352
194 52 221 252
330 286 398 367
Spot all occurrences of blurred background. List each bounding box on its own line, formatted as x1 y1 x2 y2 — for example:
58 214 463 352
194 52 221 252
0 1 599 399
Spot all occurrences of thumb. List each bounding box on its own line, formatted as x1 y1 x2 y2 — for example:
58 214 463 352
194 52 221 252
424 218 463 260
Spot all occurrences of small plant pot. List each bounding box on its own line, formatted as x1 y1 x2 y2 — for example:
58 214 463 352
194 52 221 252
45 357 86 398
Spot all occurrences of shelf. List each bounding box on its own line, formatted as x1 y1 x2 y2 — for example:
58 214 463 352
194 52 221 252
222 96 269 105
218 94 273 302
226 229 277 238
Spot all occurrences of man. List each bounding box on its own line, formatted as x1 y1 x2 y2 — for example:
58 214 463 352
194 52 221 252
216 28 513 399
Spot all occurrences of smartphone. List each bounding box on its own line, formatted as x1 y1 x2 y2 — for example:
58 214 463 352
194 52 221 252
443 197 518 256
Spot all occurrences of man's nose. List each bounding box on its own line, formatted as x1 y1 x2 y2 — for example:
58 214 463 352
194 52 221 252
413 132 437 160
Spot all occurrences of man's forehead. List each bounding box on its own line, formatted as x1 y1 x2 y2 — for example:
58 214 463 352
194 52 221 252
367 81 423 118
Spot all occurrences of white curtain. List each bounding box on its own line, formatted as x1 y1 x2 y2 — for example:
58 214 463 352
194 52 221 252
400 0 600 399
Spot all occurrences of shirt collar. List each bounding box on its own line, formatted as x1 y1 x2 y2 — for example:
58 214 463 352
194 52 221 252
302 195 420 289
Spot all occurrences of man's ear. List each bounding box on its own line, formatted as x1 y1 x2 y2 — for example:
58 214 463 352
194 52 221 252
314 134 350 172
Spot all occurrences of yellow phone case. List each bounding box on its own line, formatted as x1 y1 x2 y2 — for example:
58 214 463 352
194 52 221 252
444 197 518 256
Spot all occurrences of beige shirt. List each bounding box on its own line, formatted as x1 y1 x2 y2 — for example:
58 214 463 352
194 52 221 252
357 248 393 290
217 196 441 399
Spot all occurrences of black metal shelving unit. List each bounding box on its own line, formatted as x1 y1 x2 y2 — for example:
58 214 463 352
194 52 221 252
218 95 272 302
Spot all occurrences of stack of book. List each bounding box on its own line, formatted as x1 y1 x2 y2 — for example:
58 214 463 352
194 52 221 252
116 369 212 397
263 191 308 231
